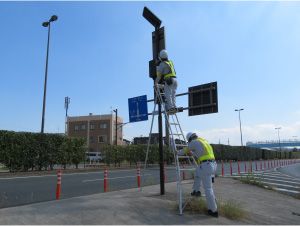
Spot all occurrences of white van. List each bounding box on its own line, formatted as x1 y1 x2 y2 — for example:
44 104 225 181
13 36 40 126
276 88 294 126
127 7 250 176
86 152 102 162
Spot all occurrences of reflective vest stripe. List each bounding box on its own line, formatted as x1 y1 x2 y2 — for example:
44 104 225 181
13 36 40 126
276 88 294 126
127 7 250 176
163 61 176 79
197 138 215 163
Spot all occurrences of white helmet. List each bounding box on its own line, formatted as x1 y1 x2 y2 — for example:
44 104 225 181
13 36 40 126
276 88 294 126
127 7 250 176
159 49 168 60
186 132 197 142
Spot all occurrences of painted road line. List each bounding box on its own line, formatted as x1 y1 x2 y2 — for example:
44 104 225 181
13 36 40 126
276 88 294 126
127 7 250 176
273 187 300 194
82 174 153 183
0 168 156 180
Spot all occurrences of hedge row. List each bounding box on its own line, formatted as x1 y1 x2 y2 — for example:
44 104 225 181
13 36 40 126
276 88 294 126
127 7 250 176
0 130 86 172
101 144 174 167
1 130 299 172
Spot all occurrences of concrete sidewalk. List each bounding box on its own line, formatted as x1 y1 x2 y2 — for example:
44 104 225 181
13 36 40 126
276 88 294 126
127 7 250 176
0 177 299 224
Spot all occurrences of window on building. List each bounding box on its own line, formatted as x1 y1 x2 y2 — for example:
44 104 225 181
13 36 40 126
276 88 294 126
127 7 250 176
90 124 95 130
98 135 107 143
100 123 107 129
74 125 79 131
81 124 86 130
90 136 94 143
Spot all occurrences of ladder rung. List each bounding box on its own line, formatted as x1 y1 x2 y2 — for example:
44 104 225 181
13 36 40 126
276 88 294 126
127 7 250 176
170 123 179 125
177 156 194 159
175 144 187 147
172 133 184 136
179 168 196 172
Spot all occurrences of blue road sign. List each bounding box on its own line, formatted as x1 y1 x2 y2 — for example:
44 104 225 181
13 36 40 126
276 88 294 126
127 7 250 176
128 95 148 123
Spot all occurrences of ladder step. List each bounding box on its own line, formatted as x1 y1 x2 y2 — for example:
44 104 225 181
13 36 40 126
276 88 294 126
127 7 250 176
172 133 184 136
179 168 196 172
170 123 179 125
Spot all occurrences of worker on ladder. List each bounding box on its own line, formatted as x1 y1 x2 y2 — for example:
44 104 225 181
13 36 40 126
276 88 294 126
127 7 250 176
178 132 218 217
155 49 177 114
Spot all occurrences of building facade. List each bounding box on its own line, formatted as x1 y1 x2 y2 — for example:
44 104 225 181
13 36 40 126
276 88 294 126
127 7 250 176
67 113 123 152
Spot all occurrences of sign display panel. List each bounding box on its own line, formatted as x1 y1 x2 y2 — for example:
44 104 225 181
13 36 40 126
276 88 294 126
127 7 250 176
128 95 149 122
188 82 218 116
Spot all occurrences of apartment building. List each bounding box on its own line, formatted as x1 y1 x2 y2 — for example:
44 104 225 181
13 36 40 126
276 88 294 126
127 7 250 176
67 113 123 152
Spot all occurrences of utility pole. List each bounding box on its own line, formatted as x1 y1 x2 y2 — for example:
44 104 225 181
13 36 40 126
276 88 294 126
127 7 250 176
275 127 282 151
143 6 165 195
113 109 118 145
64 96 70 135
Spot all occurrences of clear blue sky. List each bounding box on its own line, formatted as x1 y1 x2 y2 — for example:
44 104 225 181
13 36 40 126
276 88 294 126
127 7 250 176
1 1 300 145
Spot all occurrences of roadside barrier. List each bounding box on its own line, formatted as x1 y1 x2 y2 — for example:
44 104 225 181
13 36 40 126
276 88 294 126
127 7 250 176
238 161 240 174
268 160 270 169
250 161 252 173
56 169 62 200
137 165 141 188
244 161 247 173
230 160 232 176
255 161 258 171
104 168 108 192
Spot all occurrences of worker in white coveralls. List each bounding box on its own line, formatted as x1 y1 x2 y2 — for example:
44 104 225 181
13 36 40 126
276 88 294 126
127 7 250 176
155 49 177 114
177 132 218 217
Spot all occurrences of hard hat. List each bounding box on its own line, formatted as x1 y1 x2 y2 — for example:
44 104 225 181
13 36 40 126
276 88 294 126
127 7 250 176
159 49 168 60
186 132 197 142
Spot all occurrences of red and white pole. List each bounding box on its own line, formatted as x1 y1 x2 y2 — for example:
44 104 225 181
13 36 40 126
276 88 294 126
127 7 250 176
260 161 262 171
104 168 108 192
56 169 62 200
137 165 141 188
221 161 224 176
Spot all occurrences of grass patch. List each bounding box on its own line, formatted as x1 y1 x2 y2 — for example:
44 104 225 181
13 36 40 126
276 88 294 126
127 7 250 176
176 196 247 220
217 199 246 220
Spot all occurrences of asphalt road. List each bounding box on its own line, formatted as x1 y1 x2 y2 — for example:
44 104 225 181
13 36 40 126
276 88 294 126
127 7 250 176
0 167 179 209
277 163 300 178
0 159 298 209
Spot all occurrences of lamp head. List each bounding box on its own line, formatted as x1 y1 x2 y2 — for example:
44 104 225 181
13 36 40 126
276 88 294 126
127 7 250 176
42 22 49 27
50 15 58 22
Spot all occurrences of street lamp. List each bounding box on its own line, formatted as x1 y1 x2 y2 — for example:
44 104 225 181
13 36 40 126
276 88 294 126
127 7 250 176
235 108 244 146
41 15 58 133
275 127 282 151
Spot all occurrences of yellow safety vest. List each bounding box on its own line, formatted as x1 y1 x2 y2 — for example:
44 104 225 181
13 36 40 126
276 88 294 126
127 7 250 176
197 137 215 163
183 138 215 164
163 61 176 79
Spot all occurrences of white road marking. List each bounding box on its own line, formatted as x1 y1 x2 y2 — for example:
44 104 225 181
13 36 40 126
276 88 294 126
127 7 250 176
82 174 153 183
0 169 153 180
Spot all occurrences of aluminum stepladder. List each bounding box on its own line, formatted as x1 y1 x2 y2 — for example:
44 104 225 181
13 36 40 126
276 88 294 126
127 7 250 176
143 84 198 215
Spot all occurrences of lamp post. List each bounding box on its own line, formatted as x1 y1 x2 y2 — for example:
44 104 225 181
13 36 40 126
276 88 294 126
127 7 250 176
235 108 244 146
113 109 118 145
41 15 58 133
275 127 282 151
